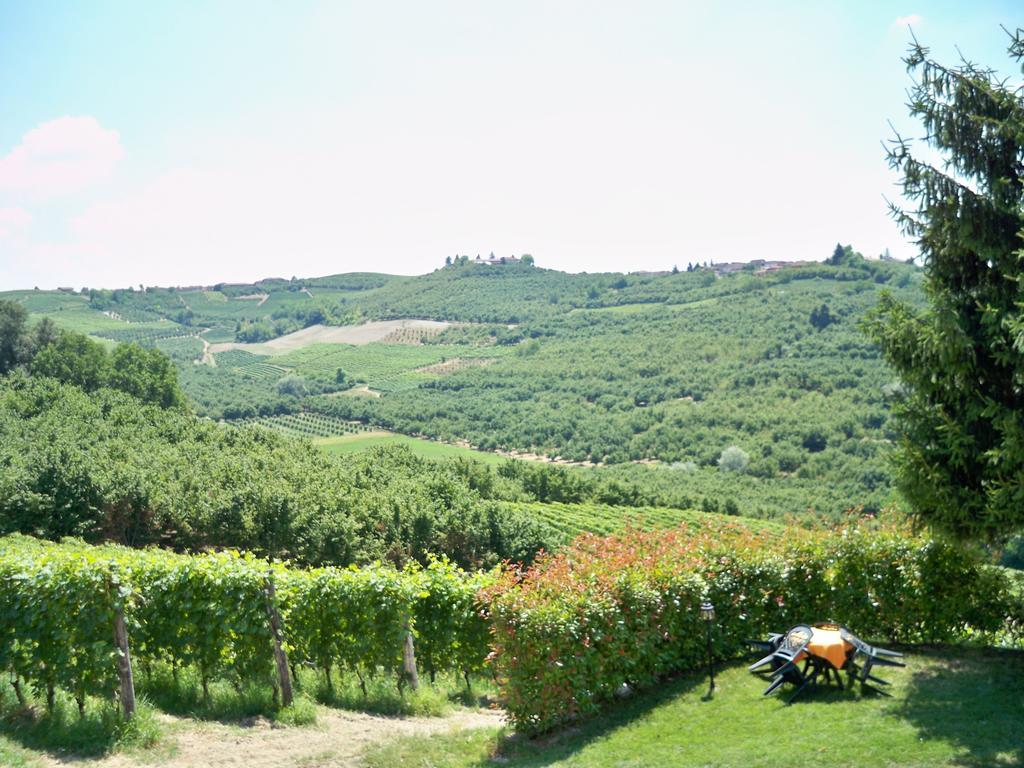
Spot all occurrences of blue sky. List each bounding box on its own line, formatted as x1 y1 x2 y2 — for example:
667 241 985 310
0 1 1020 289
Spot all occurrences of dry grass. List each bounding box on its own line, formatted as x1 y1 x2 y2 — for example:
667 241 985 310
26 706 502 768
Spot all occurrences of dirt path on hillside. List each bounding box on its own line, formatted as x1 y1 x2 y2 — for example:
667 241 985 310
38 707 503 768
198 334 214 366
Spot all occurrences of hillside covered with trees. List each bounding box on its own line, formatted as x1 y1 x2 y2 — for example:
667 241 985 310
4 248 922 520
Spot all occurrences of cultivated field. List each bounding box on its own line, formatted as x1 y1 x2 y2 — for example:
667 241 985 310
209 320 451 354
494 499 782 541
317 431 507 465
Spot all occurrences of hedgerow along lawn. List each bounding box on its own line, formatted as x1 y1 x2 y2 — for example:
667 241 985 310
363 646 1024 768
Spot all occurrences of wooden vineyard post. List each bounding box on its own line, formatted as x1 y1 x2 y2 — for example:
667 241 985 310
110 580 136 720
402 622 419 691
264 573 293 707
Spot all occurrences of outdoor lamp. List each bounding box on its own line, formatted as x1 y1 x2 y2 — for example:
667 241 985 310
700 601 716 694
700 602 715 622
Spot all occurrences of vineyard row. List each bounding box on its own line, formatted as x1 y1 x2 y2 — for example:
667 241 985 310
0 536 492 719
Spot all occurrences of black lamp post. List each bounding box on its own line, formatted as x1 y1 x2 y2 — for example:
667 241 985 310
700 601 715 694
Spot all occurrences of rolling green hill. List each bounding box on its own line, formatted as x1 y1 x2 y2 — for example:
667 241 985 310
2 248 921 520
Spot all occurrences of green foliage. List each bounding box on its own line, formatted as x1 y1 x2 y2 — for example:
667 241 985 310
485 522 1018 734
717 445 749 473
277 373 309 397
30 331 110 390
865 30 1024 542
0 687 161 758
6 255 922 522
108 344 185 409
809 302 834 330
272 342 487 393
151 334 204 363
0 303 186 410
306 266 920 519
177 362 299 419
0 377 554 568
0 535 493 721
493 500 780 543
0 301 59 374
1002 535 1024 569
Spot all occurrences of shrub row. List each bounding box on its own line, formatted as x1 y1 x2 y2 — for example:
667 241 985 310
0 535 493 713
484 522 1021 734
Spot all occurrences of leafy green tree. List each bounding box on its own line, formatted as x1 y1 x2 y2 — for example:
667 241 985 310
30 318 60 353
717 445 749 473
278 373 309 397
30 331 110 391
109 343 186 409
0 303 60 374
809 303 834 330
827 243 846 266
0 300 30 374
865 29 1024 541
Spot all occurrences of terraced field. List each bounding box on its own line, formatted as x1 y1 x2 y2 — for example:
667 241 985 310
212 349 267 367
153 335 205 362
200 326 238 343
92 323 192 344
234 412 374 439
1 289 192 340
271 343 450 390
0 289 89 313
212 349 291 379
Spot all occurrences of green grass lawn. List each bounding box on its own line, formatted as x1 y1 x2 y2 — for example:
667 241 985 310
362 646 1024 768
317 431 507 465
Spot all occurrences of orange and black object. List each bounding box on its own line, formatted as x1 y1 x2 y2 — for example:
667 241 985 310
747 622 905 703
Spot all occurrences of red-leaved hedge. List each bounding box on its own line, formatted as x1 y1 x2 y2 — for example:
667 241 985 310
484 522 1017 734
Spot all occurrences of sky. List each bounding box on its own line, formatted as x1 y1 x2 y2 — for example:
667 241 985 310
0 1 1020 289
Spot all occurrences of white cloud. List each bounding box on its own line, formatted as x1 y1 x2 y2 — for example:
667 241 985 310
0 207 32 241
894 14 922 27
0 117 124 198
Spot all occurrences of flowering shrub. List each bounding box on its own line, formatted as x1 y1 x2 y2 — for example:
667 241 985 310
485 522 1016 734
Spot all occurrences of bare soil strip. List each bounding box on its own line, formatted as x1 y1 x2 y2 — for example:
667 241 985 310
37 707 503 768
209 321 451 355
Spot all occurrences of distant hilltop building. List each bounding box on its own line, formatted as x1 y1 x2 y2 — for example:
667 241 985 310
445 253 534 268
707 259 813 277
879 248 906 263
474 254 521 266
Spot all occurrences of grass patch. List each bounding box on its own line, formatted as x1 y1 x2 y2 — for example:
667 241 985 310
362 646 1024 768
0 686 161 759
272 694 319 727
0 736 41 768
135 663 317 725
317 432 506 465
301 667 495 718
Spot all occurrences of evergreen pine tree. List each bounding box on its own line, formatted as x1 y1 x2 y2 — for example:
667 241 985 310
865 28 1024 541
